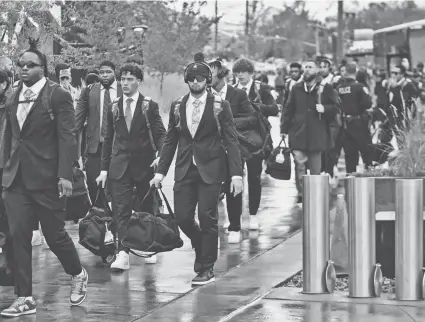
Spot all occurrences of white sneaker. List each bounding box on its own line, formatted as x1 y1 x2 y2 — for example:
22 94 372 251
110 251 130 271
228 231 242 244
223 220 230 230
31 230 42 246
249 216 259 230
145 255 157 264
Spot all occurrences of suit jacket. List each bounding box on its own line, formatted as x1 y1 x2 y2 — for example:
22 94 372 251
248 81 279 117
75 82 122 154
156 92 242 184
101 94 166 181
2 80 76 190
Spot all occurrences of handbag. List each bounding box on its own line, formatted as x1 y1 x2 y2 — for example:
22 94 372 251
66 166 91 223
266 139 292 180
121 186 184 257
78 186 116 263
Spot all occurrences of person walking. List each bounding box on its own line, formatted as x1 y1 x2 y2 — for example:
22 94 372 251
151 53 243 286
1 40 87 317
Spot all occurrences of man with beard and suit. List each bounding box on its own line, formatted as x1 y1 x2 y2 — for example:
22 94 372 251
96 64 166 270
232 58 280 230
1 40 87 318
75 61 122 203
281 60 339 204
208 58 256 244
151 53 243 286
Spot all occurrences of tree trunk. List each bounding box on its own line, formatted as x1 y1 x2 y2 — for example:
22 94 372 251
160 72 165 92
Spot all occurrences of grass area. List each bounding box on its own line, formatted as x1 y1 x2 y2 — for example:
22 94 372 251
139 73 188 115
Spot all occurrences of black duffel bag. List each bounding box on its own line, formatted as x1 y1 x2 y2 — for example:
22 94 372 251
66 166 91 223
78 186 116 263
266 139 292 180
121 186 183 257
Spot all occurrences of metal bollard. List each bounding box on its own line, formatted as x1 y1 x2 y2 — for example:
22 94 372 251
395 179 424 301
346 177 382 298
302 174 335 294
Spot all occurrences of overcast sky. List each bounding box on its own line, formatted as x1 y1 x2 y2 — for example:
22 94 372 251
200 0 371 35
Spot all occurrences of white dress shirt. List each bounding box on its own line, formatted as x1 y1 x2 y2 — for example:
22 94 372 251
100 80 118 135
186 91 208 137
123 91 139 119
19 77 47 111
237 78 253 97
212 83 228 100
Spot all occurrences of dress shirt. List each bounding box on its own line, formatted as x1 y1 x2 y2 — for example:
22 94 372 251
100 80 118 136
123 91 140 119
19 77 47 111
186 91 208 136
237 78 253 97
212 83 228 100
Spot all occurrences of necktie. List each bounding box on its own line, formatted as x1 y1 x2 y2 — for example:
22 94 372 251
191 100 202 136
101 88 111 141
125 98 133 131
17 88 34 130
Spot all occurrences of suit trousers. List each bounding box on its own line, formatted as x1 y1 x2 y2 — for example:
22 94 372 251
3 172 82 296
110 167 154 252
174 163 221 273
245 155 263 216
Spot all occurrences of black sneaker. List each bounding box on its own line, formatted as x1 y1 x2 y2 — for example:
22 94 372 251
1 297 36 317
297 195 303 204
192 268 215 286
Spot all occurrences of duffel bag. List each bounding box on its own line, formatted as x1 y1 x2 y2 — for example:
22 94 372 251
121 186 183 257
78 186 116 260
266 139 292 180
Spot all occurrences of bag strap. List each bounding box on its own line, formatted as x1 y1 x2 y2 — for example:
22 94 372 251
93 185 111 212
140 186 175 218
142 97 157 152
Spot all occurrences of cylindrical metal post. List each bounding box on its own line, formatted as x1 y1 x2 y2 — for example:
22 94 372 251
303 174 330 294
395 179 423 301
347 177 377 297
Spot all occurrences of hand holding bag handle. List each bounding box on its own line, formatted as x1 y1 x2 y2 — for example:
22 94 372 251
139 185 174 218
93 184 112 213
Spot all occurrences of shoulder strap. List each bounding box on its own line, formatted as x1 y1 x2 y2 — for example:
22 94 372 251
42 81 60 121
142 96 157 152
212 94 223 137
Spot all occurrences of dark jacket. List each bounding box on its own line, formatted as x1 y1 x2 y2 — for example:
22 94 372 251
156 92 242 184
75 82 122 154
337 77 372 115
101 94 166 181
281 80 339 152
0 95 7 168
3 80 76 190
248 80 279 117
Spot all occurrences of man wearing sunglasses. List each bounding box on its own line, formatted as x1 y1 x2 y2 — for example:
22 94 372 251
1 41 87 317
151 53 243 286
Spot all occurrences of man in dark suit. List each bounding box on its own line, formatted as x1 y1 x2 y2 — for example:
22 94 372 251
1 42 87 318
232 58 280 230
209 59 256 244
75 61 122 203
151 53 243 286
96 64 166 271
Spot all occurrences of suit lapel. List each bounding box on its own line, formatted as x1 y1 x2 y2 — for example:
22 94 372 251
195 93 213 138
117 97 129 135
129 94 143 134
95 83 101 115
249 82 257 102
20 82 48 133
8 86 21 135
225 84 235 102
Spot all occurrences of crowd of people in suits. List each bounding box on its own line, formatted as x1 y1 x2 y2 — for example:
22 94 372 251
0 35 420 317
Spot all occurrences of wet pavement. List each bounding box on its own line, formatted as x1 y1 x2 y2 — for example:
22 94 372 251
0 117 306 321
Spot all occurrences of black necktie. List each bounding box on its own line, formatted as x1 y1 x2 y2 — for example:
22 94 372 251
101 88 111 141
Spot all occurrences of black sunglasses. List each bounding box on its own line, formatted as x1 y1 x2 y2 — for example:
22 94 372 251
187 74 206 83
60 76 70 81
17 61 42 69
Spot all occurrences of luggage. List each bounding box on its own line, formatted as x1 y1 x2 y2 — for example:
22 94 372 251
78 187 116 264
121 186 183 257
266 139 292 180
66 165 91 223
